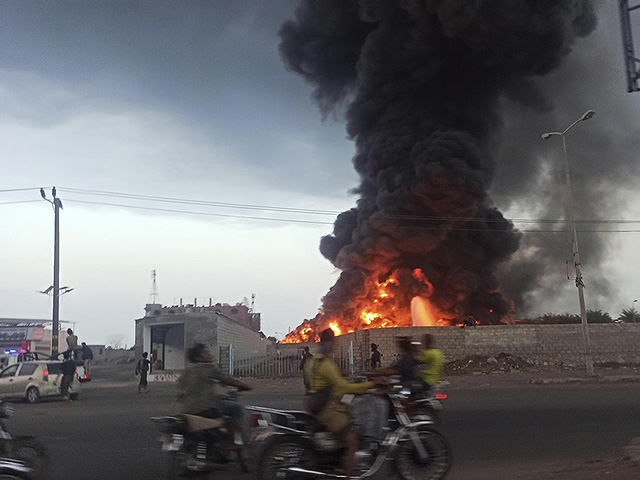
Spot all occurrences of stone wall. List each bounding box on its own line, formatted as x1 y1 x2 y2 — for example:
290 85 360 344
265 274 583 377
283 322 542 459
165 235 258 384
278 324 640 371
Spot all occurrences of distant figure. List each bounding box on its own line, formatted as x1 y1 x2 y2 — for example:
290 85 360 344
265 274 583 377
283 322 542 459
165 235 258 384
370 343 382 370
463 316 477 328
300 346 313 392
66 328 79 359
135 352 152 393
54 351 76 404
80 342 93 378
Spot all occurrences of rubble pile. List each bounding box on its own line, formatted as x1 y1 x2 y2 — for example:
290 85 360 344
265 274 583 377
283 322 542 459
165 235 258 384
444 352 535 375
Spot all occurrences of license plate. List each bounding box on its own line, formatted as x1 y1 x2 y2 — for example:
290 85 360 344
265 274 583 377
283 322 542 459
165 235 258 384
161 434 183 451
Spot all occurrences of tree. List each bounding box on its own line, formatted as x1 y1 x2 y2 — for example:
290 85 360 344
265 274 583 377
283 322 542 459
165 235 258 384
617 308 639 323
586 309 614 323
107 334 127 350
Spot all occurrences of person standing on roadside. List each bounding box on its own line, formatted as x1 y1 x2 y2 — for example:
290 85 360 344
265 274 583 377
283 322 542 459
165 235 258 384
300 346 313 392
66 328 79 359
54 351 76 404
370 343 382 370
135 352 152 393
80 342 93 378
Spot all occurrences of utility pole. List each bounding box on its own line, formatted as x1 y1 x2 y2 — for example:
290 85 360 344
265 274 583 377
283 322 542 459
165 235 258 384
41 187 63 357
542 111 596 376
619 0 640 92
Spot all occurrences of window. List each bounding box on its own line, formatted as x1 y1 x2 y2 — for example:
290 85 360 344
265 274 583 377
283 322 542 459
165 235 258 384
47 364 61 375
0 365 18 378
18 364 38 376
231 308 239 314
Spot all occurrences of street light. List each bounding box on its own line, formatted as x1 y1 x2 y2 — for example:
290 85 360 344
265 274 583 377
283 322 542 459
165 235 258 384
541 110 596 376
632 299 637 323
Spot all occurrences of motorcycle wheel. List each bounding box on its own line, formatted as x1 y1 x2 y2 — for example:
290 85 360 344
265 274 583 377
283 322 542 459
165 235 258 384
166 451 190 480
256 436 311 480
394 426 451 480
236 447 250 473
11 438 49 480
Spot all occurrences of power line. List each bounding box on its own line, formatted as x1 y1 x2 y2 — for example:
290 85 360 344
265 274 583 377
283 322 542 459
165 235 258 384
54 186 640 225
7 185 640 229
0 187 47 193
0 200 42 205
63 199 640 233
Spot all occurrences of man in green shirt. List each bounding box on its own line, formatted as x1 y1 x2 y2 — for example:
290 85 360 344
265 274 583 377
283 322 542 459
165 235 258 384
417 334 444 390
177 343 252 444
305 329 380 479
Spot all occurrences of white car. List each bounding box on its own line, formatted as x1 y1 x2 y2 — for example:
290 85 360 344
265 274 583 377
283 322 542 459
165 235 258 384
0 361 81 403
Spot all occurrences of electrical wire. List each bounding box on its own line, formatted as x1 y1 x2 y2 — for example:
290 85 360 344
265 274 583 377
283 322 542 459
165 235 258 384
0 200 42 205
63 199 640 233
6 186 640 231
55 186 640 225
0 187 48 193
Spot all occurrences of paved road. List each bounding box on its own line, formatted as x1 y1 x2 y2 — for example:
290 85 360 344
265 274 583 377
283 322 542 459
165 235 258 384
5 371 640 480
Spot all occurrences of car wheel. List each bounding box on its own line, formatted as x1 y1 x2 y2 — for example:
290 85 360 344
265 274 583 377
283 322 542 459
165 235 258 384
26 387 40 404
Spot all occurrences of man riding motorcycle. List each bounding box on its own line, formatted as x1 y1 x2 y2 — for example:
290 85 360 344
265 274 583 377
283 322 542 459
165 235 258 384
304 329 383 480
417 334 444 394
177 343 252 447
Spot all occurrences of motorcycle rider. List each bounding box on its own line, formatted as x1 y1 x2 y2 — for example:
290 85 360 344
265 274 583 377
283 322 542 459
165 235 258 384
417 334 444 394
177 343 252 448
305 328 381 480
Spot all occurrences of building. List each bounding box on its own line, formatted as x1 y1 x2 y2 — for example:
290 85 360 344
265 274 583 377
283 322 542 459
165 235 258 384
0 318 47 354
135 302 267 371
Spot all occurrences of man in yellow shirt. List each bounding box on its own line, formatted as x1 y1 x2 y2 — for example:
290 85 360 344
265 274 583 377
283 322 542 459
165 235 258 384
304 329 378 479
418 334 444 390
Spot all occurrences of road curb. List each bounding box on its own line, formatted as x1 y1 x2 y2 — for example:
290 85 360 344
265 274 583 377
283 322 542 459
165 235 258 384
530 375 640 385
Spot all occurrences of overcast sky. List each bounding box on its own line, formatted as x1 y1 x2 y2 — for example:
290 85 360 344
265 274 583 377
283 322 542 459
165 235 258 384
1 1 640 345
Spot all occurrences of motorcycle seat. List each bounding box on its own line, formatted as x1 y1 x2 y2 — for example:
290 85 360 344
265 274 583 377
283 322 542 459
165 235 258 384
285 411 325 432
183 414 225 433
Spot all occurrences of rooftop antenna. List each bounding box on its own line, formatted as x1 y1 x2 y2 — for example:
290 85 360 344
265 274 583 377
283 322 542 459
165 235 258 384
149 270 159 304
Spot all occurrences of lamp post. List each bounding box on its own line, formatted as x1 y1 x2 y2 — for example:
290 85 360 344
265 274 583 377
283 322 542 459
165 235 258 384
541 110 596 376
633 299 637 323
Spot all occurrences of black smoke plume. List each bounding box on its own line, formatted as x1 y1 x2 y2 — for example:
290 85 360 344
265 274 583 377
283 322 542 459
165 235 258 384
279 0 597 339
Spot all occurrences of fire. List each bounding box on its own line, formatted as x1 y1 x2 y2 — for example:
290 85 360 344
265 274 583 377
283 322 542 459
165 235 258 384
329 322 342 336
281 268 456 344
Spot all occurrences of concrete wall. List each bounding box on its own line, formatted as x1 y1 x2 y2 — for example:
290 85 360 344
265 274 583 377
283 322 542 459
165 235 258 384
164 324 185 370
216 315 267 360
278 324 640 371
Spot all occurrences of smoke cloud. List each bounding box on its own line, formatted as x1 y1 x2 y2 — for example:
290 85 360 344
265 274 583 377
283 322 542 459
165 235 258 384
279 0 597 338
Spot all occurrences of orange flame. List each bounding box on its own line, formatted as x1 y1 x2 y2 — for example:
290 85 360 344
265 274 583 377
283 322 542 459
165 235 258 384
281 268 454 343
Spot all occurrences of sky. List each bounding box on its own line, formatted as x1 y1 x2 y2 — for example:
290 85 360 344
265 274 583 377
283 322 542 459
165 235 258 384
1 1 640 345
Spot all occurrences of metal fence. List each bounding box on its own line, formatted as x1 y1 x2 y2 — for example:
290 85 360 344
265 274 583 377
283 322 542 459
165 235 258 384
218 342 356 378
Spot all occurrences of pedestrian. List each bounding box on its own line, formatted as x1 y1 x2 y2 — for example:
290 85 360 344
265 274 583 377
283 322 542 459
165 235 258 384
66 328 79 359
54 351 76 404
300 346 313 392
370 343 382 370
80 342 93 378
135 352 152 393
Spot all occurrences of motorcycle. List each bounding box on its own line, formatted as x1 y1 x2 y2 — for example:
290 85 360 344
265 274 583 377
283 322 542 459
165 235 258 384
150 391 250 479
405 381 448 423
0 403 48 479
252 382 451 480
0 459 33 480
